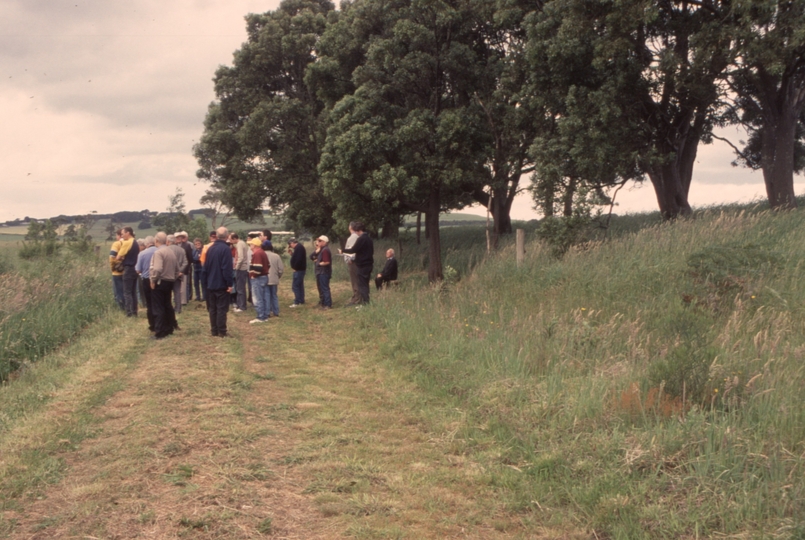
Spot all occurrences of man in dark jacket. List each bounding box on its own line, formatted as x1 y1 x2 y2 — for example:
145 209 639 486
340 221 374 304
375 249 398 290
287 238 307 307
203 227 234 337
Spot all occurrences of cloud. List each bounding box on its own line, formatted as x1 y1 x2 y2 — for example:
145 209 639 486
0 0 277 221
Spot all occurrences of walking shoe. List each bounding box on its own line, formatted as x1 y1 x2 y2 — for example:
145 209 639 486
249 318 266 324
233 308 244 313
289 303 300 308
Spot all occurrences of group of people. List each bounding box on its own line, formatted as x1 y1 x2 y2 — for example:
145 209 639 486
109 220 399 339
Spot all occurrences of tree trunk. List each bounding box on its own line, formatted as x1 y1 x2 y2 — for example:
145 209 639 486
562 176 576 217
380 217 399 239
647 132 698 219
416 212 422 244
426 189 443 282
761 103 799 209
491 186 513 235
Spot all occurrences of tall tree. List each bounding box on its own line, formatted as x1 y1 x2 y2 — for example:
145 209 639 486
526 0 735 219
193 0 336 234
726 0 805 208
467 0 544 239
318 0 491 281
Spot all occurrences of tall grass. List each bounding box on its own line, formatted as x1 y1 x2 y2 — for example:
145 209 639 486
362 208 805 538
0 251 114 382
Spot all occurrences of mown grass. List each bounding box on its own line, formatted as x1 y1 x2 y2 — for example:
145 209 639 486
363 207 805 538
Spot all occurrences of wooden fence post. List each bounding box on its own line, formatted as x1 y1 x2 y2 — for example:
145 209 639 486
516 229 525 267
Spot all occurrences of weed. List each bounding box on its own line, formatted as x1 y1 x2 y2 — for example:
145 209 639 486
256 517 273 535
163 464 195 486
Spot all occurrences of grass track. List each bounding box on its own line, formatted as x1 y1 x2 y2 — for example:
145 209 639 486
0 279 560 539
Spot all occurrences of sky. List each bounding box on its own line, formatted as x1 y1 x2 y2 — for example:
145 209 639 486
1 0 802 223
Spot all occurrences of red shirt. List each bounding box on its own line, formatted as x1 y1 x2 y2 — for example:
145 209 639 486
249 248 270 277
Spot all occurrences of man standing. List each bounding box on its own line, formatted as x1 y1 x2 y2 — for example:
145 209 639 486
116 227 141 317
176 231 194 306
149 232 179 340
109 229 125 310
340 221 374 305
375 248 399 290
260 229 273 253
311 235 332 309
266 246 284 317
204 227 234 337
199 230 217 308
166 235 188 317
288 238 306 308
232 233 250 313
135 236 157 332
342 225 361 306
247 238 270 324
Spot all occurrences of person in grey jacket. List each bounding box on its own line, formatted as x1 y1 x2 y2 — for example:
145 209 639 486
166 234 188 317
232 233 250 313
266 247 284 317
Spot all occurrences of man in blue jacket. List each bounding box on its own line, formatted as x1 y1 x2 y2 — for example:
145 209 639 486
203 227 234 337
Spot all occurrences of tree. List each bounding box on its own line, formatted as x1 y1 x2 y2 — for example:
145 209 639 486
526 0 735 219
152 188 192 234
193 0 337 235
199 187 235 230
318 0 492 281
467 0 545 240
724 0 805 209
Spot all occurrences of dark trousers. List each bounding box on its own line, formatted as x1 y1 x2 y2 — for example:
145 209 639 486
355 265 372 304
292 271 305 305
141 278 155 331
185 266 193 303
235 270 248 310
375 276 395 290
152 280 176 338
316 273 332 307
347 262 361 304
122 266 139 317
194 268 204 300
208 288 230 336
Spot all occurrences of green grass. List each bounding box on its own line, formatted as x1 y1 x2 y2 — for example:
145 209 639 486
361 206 805 538
0 249 114 381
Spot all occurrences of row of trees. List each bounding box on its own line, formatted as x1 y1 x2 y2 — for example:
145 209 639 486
193 0 805 281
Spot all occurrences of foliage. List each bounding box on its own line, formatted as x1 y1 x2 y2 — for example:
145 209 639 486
0 255 113 382
535 186 605 257
19 220 61 260
152 188 192 234
193 0 337 234
727 0 805 208
525 0 735 218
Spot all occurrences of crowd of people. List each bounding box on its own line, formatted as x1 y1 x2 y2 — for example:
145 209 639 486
109 221 398 339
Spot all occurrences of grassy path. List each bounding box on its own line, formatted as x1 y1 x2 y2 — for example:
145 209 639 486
0 282 552 539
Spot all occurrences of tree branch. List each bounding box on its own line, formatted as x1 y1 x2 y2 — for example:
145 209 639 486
711 133 750 162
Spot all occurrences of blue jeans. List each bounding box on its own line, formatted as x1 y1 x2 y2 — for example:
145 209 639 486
112 275 124 310
250 275 269 321
292 271 305 305
316 273 331 307
267 284 279 316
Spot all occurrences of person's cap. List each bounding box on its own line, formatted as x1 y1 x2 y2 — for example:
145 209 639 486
248 237 262 247
317 235 329 244
287 237 297 244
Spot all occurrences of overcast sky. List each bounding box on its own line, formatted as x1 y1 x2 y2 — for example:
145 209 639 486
1 0 801 223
